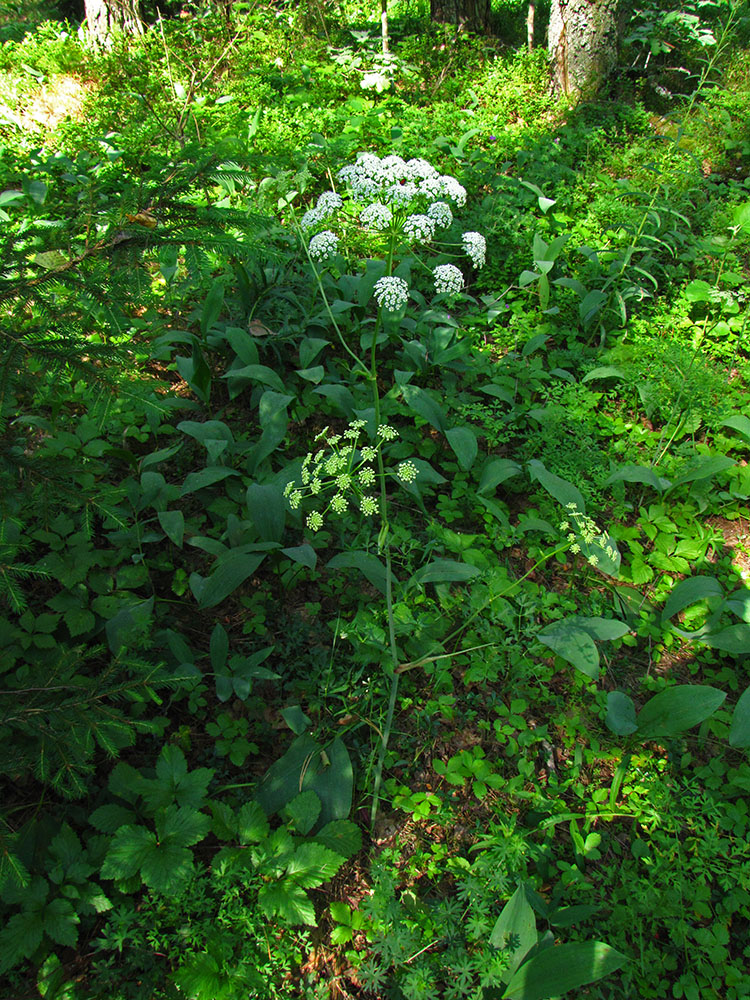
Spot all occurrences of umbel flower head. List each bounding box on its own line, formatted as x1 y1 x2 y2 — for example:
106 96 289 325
337 154 467 209
462 231 486 269
309 230 339 262
433 263 464 297
373 276 410 312
404 214 436 243
360 202 393 231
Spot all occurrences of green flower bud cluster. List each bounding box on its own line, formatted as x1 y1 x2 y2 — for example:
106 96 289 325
283 421 418 532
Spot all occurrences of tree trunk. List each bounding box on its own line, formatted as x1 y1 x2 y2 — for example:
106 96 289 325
84 0 143 48
430 0 492 34
548 0 620 97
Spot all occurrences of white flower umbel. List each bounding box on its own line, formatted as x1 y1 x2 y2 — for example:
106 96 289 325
404 214 435 243
373 276 409 312
433 263 464 296
309 230 339 262
316 191 343 216
360 202 393 231
427 201 453 229
337 153 466 213
301 207 324 230
462 231 486 269
439 175 467 207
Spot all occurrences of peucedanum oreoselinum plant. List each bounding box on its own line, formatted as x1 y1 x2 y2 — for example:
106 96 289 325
284 152 487 825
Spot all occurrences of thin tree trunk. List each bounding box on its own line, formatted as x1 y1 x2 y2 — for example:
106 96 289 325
548 0 620 97
430 0 492 33
381 0 389 54
527 1 535 49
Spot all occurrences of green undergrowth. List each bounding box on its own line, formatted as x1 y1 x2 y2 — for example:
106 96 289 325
2 2 750 998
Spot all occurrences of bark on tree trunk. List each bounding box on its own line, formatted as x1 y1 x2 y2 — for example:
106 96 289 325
430 0 492 34
84 0 143 48
548 0 620 97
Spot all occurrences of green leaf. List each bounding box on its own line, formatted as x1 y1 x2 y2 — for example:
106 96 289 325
503 941 627 1000
286 843 345 888
64 606 96 637
284 790 321 835
246 483 286 542
101 826 157 881
669 454 735 489
489 885 537 980
410 559 480 586
256 735 353 826
702 623 750 655
281 704 311 735
210 624 229 672
281 544 317 569
43 897 79 947
684 279 712 303
327 551 391 594
446 426 478 471
140 843 195 894
661 575 724 622
201 283 225 336
180 467 239 497
258 881 316 926
582 366 625 383
538 622 600 679
477 458 522 496
722 415 750 443
574 617 629 641
158 510 185 547
636 685 726 738
312 820 362 859
237 802 270 843
605 691 638 736
156 805 211 847
529 460 586 513
190 551 266 608
0 909 44 974
729 685 750 748
299 337 330 369
604 465 670 492
224 364 286 393
401 384 447 432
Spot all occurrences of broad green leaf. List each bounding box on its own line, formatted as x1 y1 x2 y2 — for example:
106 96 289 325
548 905 600 928
477 458 522 496
201 282 224 336
605 691 638 736
669 454 734 489
327 551 391 594
0 909 44 974
246 483 286 542
478 383 514 404
636 685 726 738
401 384 447 432
255 735 353 827
702 623 750 655
140 843 195 894
661 575 724 622
684 279 712 303
582 366 625 383
210 624 229 672
281 704 311 735
503 941 627 1000
299 337 329 369
223 363 285 392
489 885 537 980
604 465 670 492
410 559 480 586
313 384 355 417
286 843 345 888
101 826 157 881
538 622 600 678
446 426 478 471
528 460 586 513
178 420 234 446
729 685 750 748
281 544 317 569
574 617 629 641
190 551 266 608
722 414 750 443
180 467 239 497
158 510 184 547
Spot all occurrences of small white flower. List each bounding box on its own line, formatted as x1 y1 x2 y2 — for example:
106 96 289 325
306 511 323 531
361 496 379 516
360 202 393 230
316 191 343 216
433 263 464 296
404 214 435 243
288 489 302 510
406 157 438 180
301 207 324 230
462 231 486 268
386 181 418 206
361 446 377 462
418 175 444 201
330 494 348 514
396 460 418 483
309 230 339 262
373 276 409 311
427 201 453 228
359 466 376 487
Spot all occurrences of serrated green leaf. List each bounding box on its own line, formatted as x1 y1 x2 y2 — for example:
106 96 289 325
140 843 195 894
238 802 270 843
0 909 44 974
90 803 137 833
44 897 79 947
157 805 211 847
258 881 316 926
312 820 362 859
284 790 321 835
286 843 345 888
101 826 156 881
64 606 96 637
